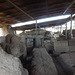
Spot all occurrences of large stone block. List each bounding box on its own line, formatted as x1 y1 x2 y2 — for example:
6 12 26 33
5 34 13 43
54 41 69 53
31 48 58 75
0 37 5 43
1 34 27 58
60 52 75 74
10 35 27 58
0 46 28 75
36 38 42 47
68 40 75 52
11 35 20 45
54 41 68 46
54 46 69 53
69 46 75 52
44 40 54 52
68 40 75 46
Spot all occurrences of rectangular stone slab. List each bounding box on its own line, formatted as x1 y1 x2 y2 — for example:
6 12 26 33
54 41 69 53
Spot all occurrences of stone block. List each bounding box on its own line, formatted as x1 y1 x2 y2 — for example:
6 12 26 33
69 46 75 52
68 40 75 46
54 41 69 53
60 52 75 74
31 48 58 75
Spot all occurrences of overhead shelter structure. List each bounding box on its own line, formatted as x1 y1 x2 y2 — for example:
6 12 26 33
0 0 75 29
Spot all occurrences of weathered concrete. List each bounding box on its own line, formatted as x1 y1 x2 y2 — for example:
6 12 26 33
1 34 27 58
11 35 20 44
7 26 14 35
69 46 75 52
44 40 54 52
54 41 69 53
0 37 5 43
0 46 28 75
44 40 51 52
69 40 75 52
31 48 58 75
10 35 27 58
68 40 75 46
5 34 13 43
60 52 75 75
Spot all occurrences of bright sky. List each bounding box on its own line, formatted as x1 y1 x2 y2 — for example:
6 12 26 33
11 14 70 27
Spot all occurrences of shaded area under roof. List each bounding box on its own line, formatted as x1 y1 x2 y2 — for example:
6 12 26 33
0 0 75 29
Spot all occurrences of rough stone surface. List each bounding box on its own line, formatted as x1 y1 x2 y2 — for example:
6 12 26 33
60 52 75 67
36 37 42 47
44 40 50 52
0 37 5 43
69 46 75 52
68 40 75 46
11 35 20 44
0 42 7 51
54 41 69 53
7 27 14 35
10 35 27 58
31 48 58 75
68 40 75 52
44 40 54 52
20 34 33 48
0 46 28 75
60 52 75 74
20 34 26 45
5 34 13 43
1 34 27 58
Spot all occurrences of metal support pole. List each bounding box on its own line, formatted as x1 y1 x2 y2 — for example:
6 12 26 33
63 0 75 14
74 17 75 29
60 25 62 34
59 25 60 34
35 20 37 47
70 14 72 39
65 23 67 40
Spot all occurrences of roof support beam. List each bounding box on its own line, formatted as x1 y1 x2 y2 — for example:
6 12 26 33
0 15 21 22
63 0 75 14
5 0 34 19
0 23 10 27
